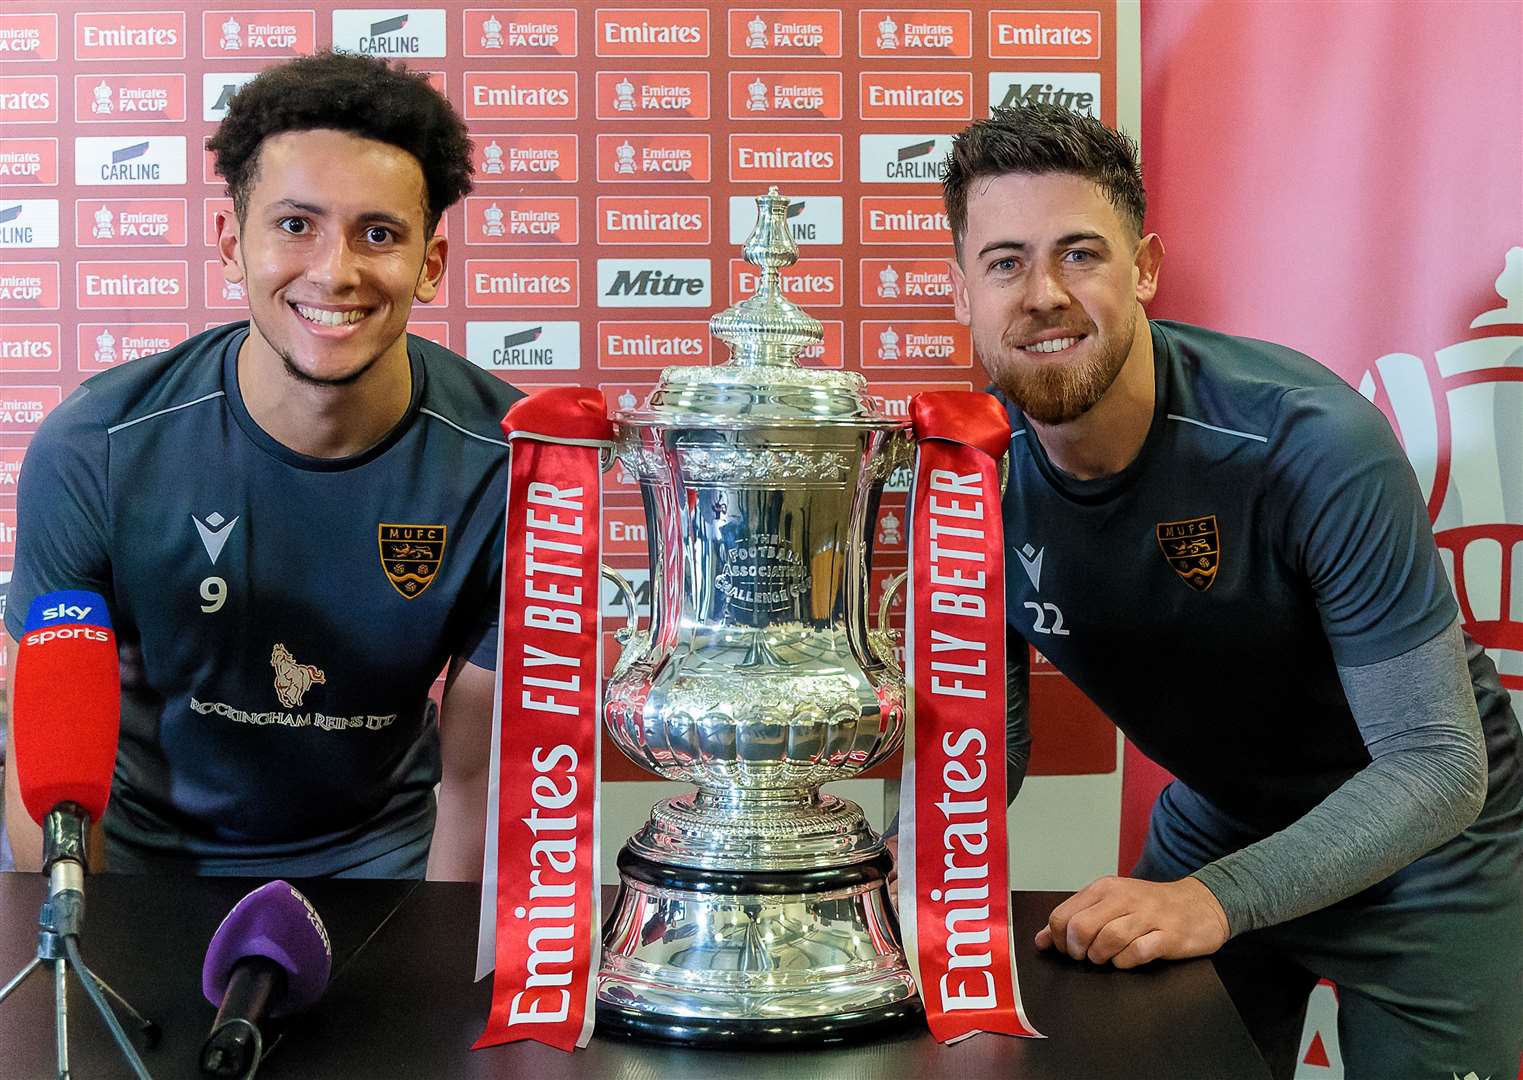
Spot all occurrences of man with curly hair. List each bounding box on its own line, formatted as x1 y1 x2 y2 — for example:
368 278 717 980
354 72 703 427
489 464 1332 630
5 53 523 880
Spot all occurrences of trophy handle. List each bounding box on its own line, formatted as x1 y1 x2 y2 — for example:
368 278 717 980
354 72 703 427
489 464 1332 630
877 570 907 639
600 563 652 674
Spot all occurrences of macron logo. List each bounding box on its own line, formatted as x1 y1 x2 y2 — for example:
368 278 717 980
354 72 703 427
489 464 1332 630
42 603 93 622
193 510 239 564
1017 543 1044 590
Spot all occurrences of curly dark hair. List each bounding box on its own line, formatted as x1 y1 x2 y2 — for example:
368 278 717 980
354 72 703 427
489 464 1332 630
206 51 472 235
944 105 1145 259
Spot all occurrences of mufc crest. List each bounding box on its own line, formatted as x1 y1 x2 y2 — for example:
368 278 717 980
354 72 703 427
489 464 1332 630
379 523 447 599
1156 515 1220 592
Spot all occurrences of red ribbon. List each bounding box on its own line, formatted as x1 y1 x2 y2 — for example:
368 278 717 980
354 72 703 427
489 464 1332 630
900 391 1041 1043
475 388 612 1052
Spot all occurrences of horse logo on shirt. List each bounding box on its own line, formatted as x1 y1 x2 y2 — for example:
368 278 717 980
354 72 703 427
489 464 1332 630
1156 515 1220 592
271 644 326 708
378 523 447 599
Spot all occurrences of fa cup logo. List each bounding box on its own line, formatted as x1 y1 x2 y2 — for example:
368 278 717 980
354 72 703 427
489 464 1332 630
877 15 899 50
482 203 505 238
92 205 115 240
94 329 117 365
746 15 766 49
482 141 504 174
220 16 241 51
91 81 113 115
878 264 900 299
481 14 503 49
878 325 901 361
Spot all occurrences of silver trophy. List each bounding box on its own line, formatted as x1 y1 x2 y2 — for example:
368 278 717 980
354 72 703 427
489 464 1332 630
596 189 920 1044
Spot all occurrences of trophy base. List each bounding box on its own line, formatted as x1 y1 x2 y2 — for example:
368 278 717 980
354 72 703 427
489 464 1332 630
596 846 922 1047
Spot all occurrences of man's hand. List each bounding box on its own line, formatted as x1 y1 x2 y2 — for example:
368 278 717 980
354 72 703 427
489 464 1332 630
1034 876 1230 969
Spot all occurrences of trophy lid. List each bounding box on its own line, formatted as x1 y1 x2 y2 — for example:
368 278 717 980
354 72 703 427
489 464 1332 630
615 188 897 429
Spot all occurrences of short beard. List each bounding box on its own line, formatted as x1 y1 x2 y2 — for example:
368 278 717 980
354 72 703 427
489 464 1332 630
985 310 1133 425
247 308 384 388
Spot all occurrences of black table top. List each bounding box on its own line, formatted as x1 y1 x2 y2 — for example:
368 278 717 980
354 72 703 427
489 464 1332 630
0 874 1270 1079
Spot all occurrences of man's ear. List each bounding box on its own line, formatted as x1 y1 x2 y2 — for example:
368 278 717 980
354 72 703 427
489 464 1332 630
948 254 971 326
414 233 447 303
215 209 245 285
1134 233 1164 305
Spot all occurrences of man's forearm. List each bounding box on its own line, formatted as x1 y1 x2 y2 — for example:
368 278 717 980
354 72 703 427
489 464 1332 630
427 768 488 881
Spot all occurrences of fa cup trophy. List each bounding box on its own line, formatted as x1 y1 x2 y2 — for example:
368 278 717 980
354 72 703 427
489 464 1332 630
595 189 920 1043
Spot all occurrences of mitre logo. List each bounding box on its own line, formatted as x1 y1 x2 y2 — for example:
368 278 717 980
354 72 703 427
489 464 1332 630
466 260 579 308
727 71 843 120
0 386 62 437
861 321 970 367
731 258 842 307
471 133 578 182
75 74 186 123
727 196 841 245
464 9 576 56
76 260 188 309
332 10 446 56
0 263 60 310
464 320 581 370
596 71 710 119
77 322 188 370
990 10 1102 59
0 201 59 249
861 259 954 306
729 134 841 182
202 10 317 58
861 197 952 245
596 9 708 57
74 12 185 60
377 524 447 600
76 198 187 247
464 197 579 245
990 73 1101 116
858 134 955 184
726 9 842 56
203 73 258 121
858 9 972 57
595 134 711 182
0 76 57 124
0 14 59 61
463 72 577 119
597 196 711 245
860 72 972 120
598 259 711 308
74 137 187 186
598 321 709 368
0 324 60 372
0 139 57 185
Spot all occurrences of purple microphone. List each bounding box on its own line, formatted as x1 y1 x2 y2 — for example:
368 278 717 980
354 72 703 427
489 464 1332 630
199 881 333 1077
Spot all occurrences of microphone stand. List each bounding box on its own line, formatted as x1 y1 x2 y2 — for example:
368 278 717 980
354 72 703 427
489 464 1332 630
0 805 159 1079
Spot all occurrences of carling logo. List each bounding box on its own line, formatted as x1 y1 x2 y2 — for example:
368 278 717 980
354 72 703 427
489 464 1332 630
464 197 579 245
727 9 842 56
463 72 577 119
860 72 972 120
596 134 710 183
464 9 577 57
598 259 711 308
0 76 57 124
596 71 710 120
0 323 60 372
0 262 60 310
74 11 185 60
861 321 971 367
332 10 446 56
465 321 580 370
990 72 1101 116
76 260 189 309
0 200 59 249
730 258 842 307
466 259 579 307
76 198 188 247
595 9 708 57
471 133 578 181
860 197 952 245
861 259 955 306
597 321 709 367
729 134 841 182
597 196 711 245
203 73 258 121
859 134 954 183
0 14 59 62
0 386 62 439
74 137 187 186
990 10 1102 60
727 196 841 245
202 10 317 58
858 9 972 57
77 321 189 371
727 72 842 120
0 139 59 185
75 74 187 123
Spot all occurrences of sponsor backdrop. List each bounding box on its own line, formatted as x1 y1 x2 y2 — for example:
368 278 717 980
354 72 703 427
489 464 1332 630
0 1 1136 786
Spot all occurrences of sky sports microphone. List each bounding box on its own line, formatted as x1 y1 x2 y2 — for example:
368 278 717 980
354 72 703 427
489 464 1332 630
201 880 334 1077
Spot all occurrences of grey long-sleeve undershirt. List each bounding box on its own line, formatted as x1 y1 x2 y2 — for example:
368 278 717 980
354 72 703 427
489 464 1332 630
1191 618 1489 936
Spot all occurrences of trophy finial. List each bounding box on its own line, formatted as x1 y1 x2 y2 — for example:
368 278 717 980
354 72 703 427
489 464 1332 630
709 188 823 367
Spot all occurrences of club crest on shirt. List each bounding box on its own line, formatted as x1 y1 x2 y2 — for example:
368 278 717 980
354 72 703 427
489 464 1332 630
271 643 325 708
379 523 447 599
1156 514 1220 592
